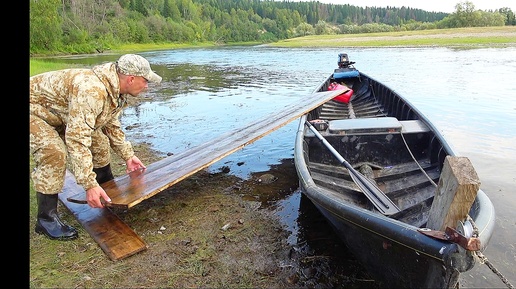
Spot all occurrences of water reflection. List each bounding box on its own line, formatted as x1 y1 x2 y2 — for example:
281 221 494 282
157 63 256 96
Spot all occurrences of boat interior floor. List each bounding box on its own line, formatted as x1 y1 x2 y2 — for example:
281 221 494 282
306 99 437 227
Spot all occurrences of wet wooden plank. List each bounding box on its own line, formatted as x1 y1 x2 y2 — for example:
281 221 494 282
59 171 148 261
69 90 346 209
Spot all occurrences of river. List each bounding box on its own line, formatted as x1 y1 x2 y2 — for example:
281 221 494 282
55 46 516 288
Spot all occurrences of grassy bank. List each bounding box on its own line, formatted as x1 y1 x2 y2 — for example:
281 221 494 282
269 26 516 48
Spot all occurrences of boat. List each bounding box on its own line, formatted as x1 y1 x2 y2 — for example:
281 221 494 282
293 53 496 288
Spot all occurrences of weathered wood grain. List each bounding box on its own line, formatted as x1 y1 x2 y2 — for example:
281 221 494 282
426 156 480 231
59 171 148 261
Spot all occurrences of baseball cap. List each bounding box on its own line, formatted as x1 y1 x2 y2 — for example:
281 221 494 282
116 54 162 83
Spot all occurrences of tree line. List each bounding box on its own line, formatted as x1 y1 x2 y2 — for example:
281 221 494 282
30 0 515 55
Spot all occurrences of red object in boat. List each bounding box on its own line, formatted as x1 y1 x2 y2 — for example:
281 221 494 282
328 82 353 103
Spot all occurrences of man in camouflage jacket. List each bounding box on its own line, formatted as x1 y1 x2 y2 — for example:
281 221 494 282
30 54 162 240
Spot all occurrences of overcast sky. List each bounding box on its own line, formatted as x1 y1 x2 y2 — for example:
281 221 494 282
314 0 516 13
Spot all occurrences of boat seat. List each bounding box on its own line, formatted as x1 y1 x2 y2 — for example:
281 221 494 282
328 117 402 134
325 118 429 135
399 120 430 134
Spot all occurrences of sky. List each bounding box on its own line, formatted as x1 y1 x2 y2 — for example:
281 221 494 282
314 0 516 13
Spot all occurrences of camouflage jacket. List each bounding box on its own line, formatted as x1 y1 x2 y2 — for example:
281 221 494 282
30 62 134 190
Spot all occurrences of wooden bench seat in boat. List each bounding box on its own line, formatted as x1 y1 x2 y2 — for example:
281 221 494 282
319 117 430 135
58 89 348 261
398 120 430 134
328 117 402 134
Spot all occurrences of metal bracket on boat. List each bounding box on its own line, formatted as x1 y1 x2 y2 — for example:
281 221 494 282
417 227 481 251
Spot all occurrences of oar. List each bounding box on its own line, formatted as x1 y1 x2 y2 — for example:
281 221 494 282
305 120 400 215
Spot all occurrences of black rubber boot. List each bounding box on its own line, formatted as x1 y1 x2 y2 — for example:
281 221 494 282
93 164 114 184
35 192 78 240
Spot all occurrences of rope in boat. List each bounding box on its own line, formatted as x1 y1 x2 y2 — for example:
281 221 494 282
399 132 513 289
399 132 437 188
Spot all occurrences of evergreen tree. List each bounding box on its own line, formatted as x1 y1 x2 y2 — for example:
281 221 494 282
163 0 171 18
135 0 148 16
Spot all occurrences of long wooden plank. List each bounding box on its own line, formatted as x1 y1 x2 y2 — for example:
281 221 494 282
69 90 346 209
59 171 148 261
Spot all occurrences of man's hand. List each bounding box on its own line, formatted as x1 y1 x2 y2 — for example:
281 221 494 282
126 155 146 173
86 186 112 208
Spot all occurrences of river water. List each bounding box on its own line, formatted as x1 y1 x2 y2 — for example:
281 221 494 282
55 46 516 288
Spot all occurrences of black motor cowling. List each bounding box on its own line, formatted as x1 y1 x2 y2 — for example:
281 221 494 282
338 53 355 68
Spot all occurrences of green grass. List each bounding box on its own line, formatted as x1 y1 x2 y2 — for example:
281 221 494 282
115 41 216 53
270 26 516 48
30 60 81 77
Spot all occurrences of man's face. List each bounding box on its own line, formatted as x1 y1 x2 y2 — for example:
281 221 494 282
127 75 149 97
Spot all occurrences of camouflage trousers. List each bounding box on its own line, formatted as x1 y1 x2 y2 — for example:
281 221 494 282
30 115 111 195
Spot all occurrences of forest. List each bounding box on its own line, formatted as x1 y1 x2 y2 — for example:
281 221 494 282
29 0 515 55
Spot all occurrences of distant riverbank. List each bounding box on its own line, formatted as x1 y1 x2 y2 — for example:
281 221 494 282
268 26 516 48
30 26 516 60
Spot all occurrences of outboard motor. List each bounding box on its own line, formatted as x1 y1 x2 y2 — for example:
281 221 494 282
338 53 355 68
334 53 359 78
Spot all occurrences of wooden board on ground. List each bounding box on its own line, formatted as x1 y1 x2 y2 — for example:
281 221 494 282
59 171 148 261
67 90 346 209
